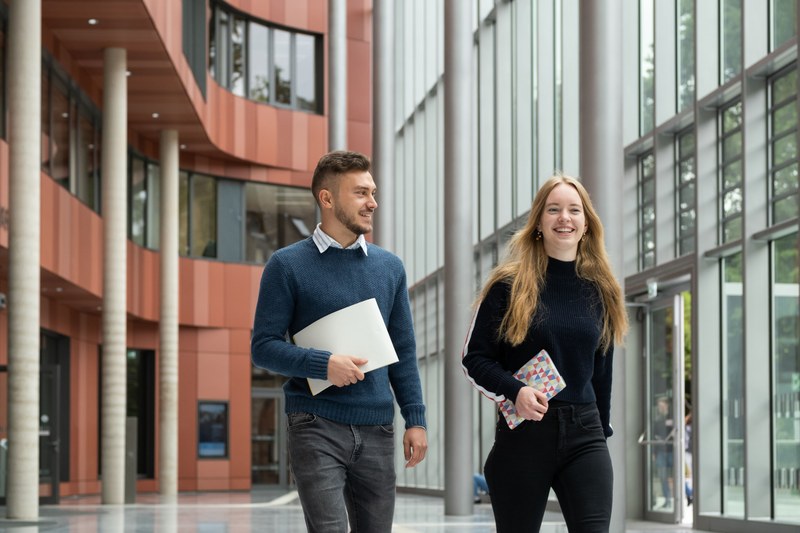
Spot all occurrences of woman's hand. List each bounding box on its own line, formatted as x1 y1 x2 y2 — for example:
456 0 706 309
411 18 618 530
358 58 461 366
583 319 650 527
514 386 549 421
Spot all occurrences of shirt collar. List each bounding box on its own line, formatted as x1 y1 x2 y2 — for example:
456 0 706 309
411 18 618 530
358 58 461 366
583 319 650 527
312 224 369 256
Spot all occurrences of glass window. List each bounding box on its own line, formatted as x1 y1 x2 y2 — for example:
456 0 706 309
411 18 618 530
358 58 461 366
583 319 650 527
217 8 230 87
146 162 160 249
769 68 798 224
721 252 744 517
295 33 317 112
676 127 695 255
639 152 656 269
198 401 228 459
41 61 102 213
244 182 316 264
273 28 292 106
130 157 147 247
191 174 217 258
640 0 655 134
0 23 5 139
770 0 797 51
76 111 97 210
720 100 743 243
248 22 270 102
230 14 246 96
50 78 70 189
721 0 742 83
208 2 322 113
208 4 216 80
771 233 799 521
677 0 695 112
179 171 189 256
41 70 51 172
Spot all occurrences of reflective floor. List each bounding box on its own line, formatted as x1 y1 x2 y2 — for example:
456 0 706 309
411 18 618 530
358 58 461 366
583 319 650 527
0 488 717 532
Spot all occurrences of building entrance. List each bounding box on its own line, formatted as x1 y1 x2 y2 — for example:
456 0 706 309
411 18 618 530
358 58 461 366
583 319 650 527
638 289 692 525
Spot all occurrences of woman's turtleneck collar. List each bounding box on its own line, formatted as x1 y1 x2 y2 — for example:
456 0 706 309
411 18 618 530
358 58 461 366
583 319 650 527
546 256 577 278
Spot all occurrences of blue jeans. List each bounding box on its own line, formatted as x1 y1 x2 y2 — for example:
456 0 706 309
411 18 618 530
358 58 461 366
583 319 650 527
484 401 613 533
287 412 396 533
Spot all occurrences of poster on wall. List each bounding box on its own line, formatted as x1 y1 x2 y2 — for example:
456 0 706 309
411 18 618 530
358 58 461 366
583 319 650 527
198 401 228 458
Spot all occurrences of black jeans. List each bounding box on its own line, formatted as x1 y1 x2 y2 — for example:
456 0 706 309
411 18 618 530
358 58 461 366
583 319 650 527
484 401 613 533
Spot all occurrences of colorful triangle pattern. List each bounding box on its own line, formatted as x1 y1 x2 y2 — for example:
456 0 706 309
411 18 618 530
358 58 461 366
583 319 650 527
499 349 566 429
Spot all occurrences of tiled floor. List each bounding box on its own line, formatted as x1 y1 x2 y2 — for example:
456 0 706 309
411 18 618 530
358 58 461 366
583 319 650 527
0 488 717 532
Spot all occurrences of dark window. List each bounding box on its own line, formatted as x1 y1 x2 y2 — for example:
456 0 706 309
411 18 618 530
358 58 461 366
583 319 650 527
768 67 798 224
182 0 207 97
198 401 229 458
719 100 743 242
675 127 696 255
639 152 656 270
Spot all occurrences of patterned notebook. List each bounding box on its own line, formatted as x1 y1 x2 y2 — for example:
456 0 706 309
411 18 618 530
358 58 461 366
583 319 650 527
499 349 566 429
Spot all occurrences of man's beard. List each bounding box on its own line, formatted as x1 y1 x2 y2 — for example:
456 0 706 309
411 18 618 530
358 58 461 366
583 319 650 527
334 204 373 235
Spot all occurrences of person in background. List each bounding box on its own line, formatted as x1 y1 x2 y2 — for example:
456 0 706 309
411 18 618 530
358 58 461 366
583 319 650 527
251 151 428 533
684 411 693 506
653 396 675 509
462 174 628 532
473 472 490 503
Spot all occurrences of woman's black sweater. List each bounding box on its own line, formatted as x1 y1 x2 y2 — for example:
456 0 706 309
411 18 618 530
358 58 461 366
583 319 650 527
462 258 614 437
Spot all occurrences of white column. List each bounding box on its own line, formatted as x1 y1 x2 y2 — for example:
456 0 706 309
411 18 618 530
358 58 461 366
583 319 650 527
101 47 128 505
328 0 347 150
443 0 474 516
158 130 179 496
6 0 41 519
372 0 395 251
579 2 626 531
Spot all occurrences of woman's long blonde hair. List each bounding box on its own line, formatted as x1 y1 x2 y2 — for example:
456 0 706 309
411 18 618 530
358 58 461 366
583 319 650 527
478 174 628 352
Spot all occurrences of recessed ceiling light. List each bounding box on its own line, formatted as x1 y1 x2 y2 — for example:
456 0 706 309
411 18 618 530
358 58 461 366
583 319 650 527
126 70 132 77
55 287 63 292
61 112 69 118
88 18 98 25
180 144 187 150
152 112 159 119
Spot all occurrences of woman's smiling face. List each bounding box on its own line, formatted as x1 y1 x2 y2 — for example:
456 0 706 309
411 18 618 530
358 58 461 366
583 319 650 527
537 182 587 261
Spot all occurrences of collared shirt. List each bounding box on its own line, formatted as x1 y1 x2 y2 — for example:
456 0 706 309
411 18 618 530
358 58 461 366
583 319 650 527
312 223 369 256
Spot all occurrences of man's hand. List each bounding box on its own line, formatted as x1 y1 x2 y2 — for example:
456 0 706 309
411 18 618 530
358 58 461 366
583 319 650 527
327 355 368 387
403 427 428 468
514 386 549 421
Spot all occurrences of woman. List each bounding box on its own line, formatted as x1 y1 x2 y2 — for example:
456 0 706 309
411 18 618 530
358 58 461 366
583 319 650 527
462 174 628 532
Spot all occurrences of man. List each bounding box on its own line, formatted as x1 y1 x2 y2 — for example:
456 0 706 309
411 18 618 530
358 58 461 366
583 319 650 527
251 150 428 532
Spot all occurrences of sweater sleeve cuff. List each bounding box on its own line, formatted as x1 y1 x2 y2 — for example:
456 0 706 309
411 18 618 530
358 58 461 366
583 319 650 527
306 349 331 380
506 380 527 405
401 404 427 430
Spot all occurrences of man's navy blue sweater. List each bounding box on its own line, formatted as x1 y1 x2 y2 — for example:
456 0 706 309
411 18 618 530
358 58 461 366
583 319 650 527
251 237 426 429
462 258 614 437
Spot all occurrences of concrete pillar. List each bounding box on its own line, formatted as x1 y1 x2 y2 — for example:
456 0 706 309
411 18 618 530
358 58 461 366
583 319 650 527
443 0 474 516
101 47 128 505
158 130 179 496
372 0 394 251
328 0 347 150
6 0 41 519
579 2 626 532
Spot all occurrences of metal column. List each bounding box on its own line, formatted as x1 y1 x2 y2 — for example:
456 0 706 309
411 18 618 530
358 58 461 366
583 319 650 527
101 47 128 505
6 0 42 519
443 0 474 516
579 2 626 531
329 0 347 150
372 0 395 251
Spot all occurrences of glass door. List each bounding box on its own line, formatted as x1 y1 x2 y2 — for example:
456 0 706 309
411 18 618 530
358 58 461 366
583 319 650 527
251 389 288 486
641 292 688 524
39 364 60 503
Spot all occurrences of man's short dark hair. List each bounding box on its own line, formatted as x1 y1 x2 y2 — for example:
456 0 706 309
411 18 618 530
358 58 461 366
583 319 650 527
311 151 371 206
